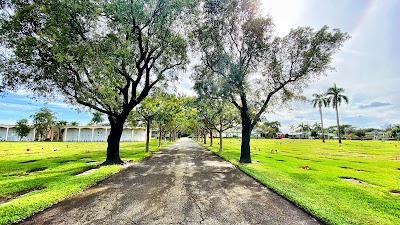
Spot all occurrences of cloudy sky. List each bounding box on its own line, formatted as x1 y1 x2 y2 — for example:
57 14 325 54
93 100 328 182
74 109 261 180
1 0 399 132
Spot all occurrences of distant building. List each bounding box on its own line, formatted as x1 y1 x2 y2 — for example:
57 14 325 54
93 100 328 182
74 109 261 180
0 125 145 142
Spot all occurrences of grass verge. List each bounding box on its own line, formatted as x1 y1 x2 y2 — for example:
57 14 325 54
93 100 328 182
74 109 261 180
198 138 400 225
0 139 170 225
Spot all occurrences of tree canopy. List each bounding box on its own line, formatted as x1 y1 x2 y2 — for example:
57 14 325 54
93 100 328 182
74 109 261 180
0 0 198 164
31 107 55 141
15 118 31 140
191 0 349 162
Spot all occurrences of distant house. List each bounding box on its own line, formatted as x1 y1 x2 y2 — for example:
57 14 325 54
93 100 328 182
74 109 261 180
0 124 145 142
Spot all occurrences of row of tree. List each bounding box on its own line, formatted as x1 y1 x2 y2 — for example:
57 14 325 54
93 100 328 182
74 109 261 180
1 0 349 164
291 123 384 140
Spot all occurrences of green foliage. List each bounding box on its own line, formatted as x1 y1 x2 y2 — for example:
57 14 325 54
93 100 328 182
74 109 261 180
15 119 31 140
31 107 55 141
202 138 400 225
311 93 328 109
326 83 349 109
69 121 79 126
91 112 104 125
355 129 366 138
256 120 281 138
0 139 170 225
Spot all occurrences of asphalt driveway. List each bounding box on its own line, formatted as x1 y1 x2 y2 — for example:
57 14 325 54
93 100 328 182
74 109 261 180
19 138 320 225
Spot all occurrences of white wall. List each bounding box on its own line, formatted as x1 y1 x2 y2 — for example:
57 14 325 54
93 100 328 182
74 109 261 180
79 129 92 142
65 128 79 142
0 128 7 141
121 129 133 142
93 128 107 142
132 129 146 142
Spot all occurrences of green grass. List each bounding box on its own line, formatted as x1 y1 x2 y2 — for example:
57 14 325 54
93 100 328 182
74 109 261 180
200 138 400 225
0 139 170 225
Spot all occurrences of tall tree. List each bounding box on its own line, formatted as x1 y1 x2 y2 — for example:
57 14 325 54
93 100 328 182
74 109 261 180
128 91 164 152
0 0 197 164
326 83 349 143
91 112 104 125
15 119 31 140
192 0 349 163
311 93 328 142
31 107 55 141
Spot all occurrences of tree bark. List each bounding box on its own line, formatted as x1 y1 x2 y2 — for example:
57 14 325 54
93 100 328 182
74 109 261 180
203 131 207 144
319 107 325 143
240 109 252 163
219 130 223 152
335 106 342 143
145 120 151 152
158 130 162 147
210 129 213 147
102 116 125 165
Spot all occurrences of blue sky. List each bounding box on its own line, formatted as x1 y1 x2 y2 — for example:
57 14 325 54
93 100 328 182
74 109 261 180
1 0 399 132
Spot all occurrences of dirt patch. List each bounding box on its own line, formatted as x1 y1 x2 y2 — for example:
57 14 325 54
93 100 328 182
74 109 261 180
8 172 27 177
340 177 373 186
390 190 400 195
58 160 76 163
0 197 8 204
340 166 352 169
20 160 38 164
74 167 98 176
27 167 47 173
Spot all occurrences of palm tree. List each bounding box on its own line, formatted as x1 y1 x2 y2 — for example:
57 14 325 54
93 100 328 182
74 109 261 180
69 121 79 126
91 112 104 125
311 93 328 142
326 83 349 143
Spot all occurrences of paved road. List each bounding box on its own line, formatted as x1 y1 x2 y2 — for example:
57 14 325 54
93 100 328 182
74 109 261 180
20 138 320 225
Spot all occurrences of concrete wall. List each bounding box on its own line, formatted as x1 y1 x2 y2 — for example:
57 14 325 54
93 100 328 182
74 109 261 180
0 127 35 141
63 127 146 142
0 125 146 142
0 127 7 141
65 128 79 142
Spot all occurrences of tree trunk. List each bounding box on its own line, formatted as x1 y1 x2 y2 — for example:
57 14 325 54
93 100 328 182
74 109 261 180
219 130 223 152
158 130 162 147
335 106 342 144
145 120 150 152
169 130 172 142
103 116 125 165
203 131 207 144
240 110 252 163
210 129 213 147
319 107 325 143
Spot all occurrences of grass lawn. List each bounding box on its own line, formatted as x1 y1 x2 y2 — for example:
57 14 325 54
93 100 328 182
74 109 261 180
0 139 169 225
200 138 400 225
